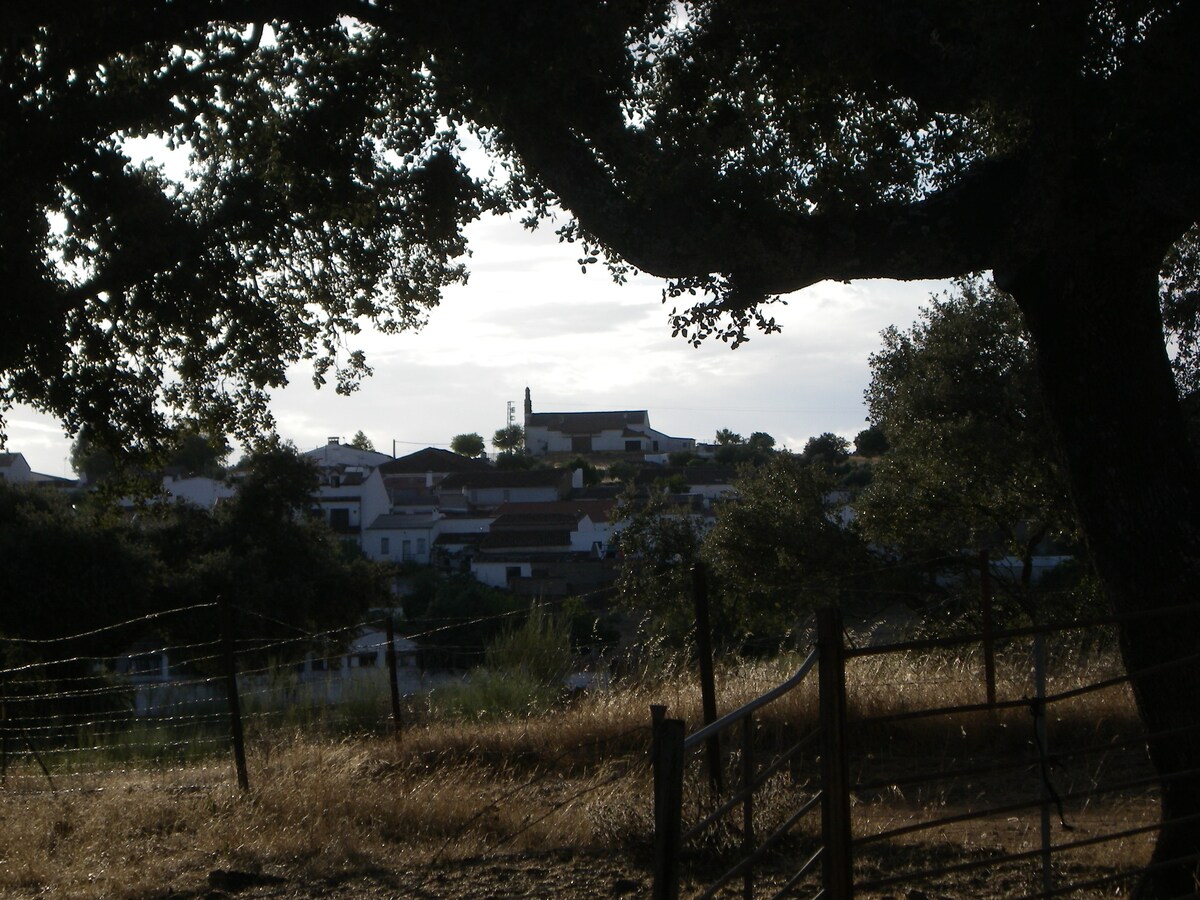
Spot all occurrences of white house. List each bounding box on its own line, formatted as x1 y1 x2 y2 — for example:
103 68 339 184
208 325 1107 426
378 446 490 514
468 499 620 591
436 468 574 511
315 466 391 547
302 436 393 470
365 513 439 565
523 387 695 457
160 474 237 509
0 452 33 483
633 465 739 508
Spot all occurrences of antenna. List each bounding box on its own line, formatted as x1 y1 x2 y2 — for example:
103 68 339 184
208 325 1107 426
507 401 516 427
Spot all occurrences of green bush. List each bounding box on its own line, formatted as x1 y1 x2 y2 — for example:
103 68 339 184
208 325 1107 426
485 604 575 686
426 670 560 720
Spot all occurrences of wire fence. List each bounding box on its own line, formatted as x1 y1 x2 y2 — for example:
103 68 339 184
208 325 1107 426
5 594 1195 897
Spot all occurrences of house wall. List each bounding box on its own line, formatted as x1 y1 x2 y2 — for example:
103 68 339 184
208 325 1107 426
367 525 435 564
0 453 33 483
472 559 532 588
161 475 236 509
526 423 694 456
318 469 390 543
569 514 615 554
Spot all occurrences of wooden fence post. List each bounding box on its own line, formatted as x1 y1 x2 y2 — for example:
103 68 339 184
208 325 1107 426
1 671 8 786
652 707 685 900
818 606 853 899
980 548 997 708
692 562 724 795
742 713 756 900
1034 633 1052 894
219 596 250 793
385 616 403 741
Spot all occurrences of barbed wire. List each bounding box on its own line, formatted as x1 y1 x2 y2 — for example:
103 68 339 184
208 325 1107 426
1 602 219 645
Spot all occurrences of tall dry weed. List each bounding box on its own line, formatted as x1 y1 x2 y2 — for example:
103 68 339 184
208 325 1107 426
0 643 1148 898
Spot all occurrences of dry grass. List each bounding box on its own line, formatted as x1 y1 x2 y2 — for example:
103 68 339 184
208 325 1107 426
0 644 1158 899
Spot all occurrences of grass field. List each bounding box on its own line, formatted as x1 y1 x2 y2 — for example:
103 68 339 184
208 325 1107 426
0 644 1158 898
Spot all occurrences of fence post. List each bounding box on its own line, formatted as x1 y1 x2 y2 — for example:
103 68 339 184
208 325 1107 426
385 616 403 741
742 712 756 900
818 606 853 899
980 548 997 708
1034 633 1052 893
219 596 250 793
692 562 724 795
652 706 685 900
1 670 7 786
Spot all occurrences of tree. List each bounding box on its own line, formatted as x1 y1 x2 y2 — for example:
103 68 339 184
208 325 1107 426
563 455 601 486
348 430 375 452
747 431 776 452
713 429 776 466
714 428 743 446
69 429 116 483
856 278 1075 617
166 428 229 477
853 426 888 458
450 432 486 458
614 487 709 648
3 5 1200 887
799 433 850 468
1 12 484 455
704 454 871 650
492 424 525 454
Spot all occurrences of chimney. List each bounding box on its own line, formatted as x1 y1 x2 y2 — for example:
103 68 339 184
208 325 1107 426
328 436 340 445
524 387 532 423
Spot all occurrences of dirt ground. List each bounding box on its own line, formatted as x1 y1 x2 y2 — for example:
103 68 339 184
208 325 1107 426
149 850 651 900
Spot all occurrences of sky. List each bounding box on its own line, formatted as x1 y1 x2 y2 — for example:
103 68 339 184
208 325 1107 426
4 208 946 478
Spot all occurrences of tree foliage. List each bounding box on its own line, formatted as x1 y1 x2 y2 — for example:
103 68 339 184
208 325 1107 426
4 4 1200 885
704 455 871 649
713 429 777 466
349 430 375 452
0 447 388 667
799 433 850 468
857 278 1073 575
1 13 487 453
492 424 525 454
616 455 873 653
450 432 485 457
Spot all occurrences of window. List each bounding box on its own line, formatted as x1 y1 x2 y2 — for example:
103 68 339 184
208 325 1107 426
381 536 390 556
417 537 427 557
505 565 522 582
402 539 412 560
329 508 351 531
624 439 641 452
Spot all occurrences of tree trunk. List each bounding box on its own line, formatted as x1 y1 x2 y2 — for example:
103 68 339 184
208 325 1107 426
1004 229 1200 898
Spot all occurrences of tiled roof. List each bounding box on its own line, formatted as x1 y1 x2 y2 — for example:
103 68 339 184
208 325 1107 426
494 500 615 523
526 410 647 435
481 530 573 550
379 447 490 475
490 512 581 531
434 532 487 546
440 470 566 490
